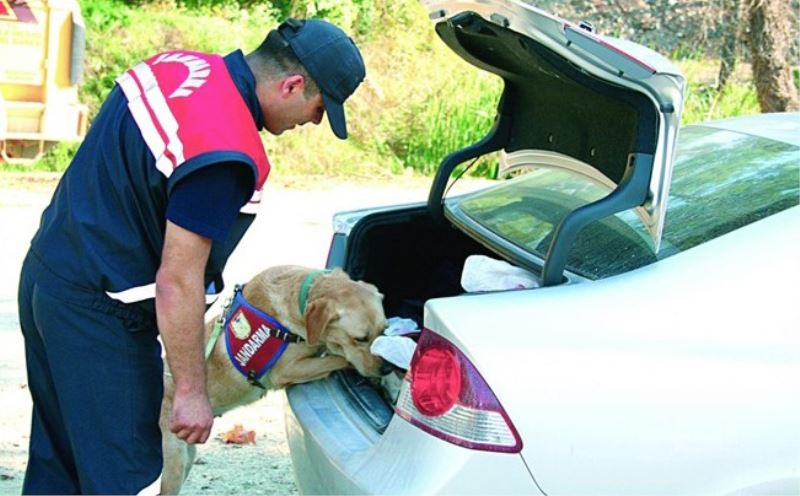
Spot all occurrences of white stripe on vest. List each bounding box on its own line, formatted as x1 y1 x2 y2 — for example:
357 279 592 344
116 62 185 175
116 70 174 177
131 62 185 166
106 283 221 305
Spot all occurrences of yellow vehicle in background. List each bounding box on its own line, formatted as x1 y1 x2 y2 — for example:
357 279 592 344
0 0 87 164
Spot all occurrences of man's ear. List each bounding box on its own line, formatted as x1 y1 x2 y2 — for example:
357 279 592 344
304 298 339 345
280 74 305 97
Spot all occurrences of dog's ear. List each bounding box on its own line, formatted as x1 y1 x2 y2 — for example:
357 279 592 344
305 298 339 345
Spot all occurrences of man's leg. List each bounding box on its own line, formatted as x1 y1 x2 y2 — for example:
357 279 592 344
18 275 81 494
27 284 164 494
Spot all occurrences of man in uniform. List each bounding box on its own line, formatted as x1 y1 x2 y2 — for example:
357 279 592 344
17 18 365 494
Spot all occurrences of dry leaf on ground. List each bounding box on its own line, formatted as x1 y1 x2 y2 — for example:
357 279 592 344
221 424 256 445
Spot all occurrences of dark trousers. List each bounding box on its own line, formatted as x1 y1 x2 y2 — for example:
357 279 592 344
17 252 164 494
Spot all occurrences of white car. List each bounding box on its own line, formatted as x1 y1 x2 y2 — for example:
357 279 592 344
283 1 800 494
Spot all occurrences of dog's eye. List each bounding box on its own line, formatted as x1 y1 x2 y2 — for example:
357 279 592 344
355 336 369 343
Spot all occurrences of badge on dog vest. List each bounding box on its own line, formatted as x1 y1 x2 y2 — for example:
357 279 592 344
224 292 291 381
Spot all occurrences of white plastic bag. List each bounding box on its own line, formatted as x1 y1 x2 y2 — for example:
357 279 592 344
461 254 540 292
370 335 417 370
384 316 420 336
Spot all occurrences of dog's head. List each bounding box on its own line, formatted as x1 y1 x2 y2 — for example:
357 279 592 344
304 270 389 378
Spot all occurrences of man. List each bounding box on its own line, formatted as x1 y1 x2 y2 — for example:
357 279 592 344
17 18 365 494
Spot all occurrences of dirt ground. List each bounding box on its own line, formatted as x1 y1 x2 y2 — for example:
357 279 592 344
0 384 298 495
0 171 435 494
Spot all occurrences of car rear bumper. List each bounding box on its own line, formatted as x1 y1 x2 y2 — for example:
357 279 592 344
284 377 541 495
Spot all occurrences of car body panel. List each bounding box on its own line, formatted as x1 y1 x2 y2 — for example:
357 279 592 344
699 111 800 144
284 381 540 494
423 206 800 494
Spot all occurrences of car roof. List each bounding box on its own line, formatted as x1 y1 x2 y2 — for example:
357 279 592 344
697 112 800 146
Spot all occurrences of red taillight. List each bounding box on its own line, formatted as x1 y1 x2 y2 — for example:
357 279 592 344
410 346 462 416
396 329 522 453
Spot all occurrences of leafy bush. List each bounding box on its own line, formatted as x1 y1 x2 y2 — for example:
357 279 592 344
270 0 376 38
78 0 279 116
11 0 763 178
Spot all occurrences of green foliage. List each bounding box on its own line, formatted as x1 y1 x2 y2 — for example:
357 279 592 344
13 1 764 177
269 0 376 37
682 81 759 124
382 73 501 176
340 0 503 177
81 0 130 29
77 0 279 116
1 142 79 172
678 59 759 124
36 143 81 172
669 45 708 61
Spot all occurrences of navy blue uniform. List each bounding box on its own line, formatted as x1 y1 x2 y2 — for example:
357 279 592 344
18 50 262 494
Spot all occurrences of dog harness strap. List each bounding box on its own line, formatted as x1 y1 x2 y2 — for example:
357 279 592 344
205 320 224 361
204 286 238 360
247 370 267 390
298 270 332 315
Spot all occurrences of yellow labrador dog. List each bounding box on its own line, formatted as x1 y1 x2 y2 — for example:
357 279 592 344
159 266 388 494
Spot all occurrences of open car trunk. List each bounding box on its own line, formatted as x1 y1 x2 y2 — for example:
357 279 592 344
323 204 506 433
290 0 684 438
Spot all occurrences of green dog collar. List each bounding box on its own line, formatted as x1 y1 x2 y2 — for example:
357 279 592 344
298 269 331 315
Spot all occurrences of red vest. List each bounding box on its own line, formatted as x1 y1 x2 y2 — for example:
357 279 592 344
116 50 269 214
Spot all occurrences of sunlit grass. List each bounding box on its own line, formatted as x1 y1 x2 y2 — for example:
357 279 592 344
677 59 760 124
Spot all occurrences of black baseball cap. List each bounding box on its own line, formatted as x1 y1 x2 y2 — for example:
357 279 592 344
278 18 366 139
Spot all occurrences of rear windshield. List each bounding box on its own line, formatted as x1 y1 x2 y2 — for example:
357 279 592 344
452 125 800 280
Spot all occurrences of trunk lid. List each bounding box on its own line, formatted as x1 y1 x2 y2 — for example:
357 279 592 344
423 0 685 285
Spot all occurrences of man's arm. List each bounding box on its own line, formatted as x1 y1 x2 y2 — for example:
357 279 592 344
156 219 214 444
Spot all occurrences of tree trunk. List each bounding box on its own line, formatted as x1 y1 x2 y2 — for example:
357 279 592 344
746 0 800 112
717 0 741 90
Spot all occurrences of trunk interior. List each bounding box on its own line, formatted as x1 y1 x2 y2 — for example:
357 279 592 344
330 205 500 434
343 205 497 325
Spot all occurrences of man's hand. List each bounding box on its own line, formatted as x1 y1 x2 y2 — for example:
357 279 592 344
170 388 214 444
